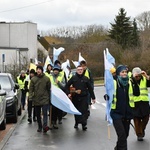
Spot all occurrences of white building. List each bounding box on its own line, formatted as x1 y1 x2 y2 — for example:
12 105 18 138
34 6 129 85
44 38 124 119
0 22 37 72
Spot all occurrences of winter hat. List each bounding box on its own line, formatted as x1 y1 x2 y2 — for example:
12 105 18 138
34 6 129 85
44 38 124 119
116 65 127 75
36 65 43 72
20 70 25 74
53 65 61 71
132 67 142 77
29 69 36 74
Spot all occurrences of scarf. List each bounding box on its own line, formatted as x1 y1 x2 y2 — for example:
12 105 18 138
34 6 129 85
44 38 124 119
118 76 129 87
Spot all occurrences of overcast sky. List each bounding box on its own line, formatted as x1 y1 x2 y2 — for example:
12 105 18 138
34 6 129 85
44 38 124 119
0 0 149 31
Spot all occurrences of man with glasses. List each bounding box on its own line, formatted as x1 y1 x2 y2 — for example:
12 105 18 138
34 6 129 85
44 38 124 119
130 67 150 141
66 65 96 130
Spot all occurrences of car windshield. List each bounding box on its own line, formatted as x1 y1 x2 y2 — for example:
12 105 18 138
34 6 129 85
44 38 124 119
0 76 12 89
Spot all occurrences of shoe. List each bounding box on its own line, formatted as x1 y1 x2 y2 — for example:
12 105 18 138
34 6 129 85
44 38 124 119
43 126 50 133
58 120 62 124
37 128 42 132
74 123 78 129
53 124 58 129
28 117 32 123
33 117 37 122
82 125 87 131
137 136 143 141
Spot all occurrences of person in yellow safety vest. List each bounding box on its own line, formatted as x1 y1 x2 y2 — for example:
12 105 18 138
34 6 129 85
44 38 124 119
16 70 27 110
45 64 53 77
54 60 67 84
24 69 36 123
109 65 134 150
49 65 66 129
130 67 150 141
80 60 94 117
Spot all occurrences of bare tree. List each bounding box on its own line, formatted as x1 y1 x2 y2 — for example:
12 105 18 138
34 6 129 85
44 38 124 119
136 11 150 31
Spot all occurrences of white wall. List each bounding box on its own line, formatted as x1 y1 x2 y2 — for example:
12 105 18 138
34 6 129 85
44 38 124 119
0 22 37 63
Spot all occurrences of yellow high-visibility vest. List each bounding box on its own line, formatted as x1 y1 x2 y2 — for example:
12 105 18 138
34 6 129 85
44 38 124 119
17 75 26 89
111 80 134 109
49 73 64 88
133 77 149 102
84 69 90 79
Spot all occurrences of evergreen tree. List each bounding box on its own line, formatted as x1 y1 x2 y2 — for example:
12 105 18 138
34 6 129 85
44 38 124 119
130 19 140 47
109 8 133 49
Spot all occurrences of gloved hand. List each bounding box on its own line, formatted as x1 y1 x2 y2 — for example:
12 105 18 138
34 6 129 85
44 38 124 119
103 94 109 101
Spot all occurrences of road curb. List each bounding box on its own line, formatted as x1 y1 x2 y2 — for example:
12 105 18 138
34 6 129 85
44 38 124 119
0 110 27 150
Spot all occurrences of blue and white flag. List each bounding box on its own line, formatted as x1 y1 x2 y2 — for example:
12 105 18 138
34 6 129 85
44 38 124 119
51 85 81 115
53 47 65 63
106 48 115 65
104 49 115 125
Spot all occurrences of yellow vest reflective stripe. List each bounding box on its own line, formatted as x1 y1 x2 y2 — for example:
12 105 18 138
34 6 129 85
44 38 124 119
17 76 26 89
133 77 149 102
49 74 64 88
111 80 134 109
84 69 90 79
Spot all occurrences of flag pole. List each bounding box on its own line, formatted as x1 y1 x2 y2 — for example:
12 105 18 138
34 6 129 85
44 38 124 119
107 124 111 139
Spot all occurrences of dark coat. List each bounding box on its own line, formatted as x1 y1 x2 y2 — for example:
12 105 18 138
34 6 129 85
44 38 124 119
110 79 133 120
29 73 51 106
66 73 95 124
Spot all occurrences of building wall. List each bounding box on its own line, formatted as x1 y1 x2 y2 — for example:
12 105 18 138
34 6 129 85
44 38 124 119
0 22 37 63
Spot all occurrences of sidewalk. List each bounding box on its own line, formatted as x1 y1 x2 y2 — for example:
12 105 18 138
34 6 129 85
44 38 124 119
0 110 27 150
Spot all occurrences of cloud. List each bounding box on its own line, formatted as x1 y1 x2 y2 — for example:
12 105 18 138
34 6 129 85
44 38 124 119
0 0 149 31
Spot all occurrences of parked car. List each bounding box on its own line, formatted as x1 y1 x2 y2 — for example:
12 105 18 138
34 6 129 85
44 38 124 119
0 73 22 123
0 89 6 130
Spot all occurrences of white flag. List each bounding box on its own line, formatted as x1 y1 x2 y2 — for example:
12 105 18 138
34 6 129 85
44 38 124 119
53 47 65 63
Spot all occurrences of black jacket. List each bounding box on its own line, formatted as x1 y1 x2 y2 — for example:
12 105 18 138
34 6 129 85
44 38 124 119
66 73 95 99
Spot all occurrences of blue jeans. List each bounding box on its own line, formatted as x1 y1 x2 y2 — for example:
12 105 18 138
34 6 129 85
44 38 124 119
35 104 49 129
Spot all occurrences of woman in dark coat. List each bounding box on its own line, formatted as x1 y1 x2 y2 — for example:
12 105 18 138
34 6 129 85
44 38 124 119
66 65 96 130
110 65 134 150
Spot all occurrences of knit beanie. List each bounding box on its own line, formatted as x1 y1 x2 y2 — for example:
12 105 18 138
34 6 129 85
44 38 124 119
116 65 127 75
132 67 142 77
36 65 43 72
30 69 36 74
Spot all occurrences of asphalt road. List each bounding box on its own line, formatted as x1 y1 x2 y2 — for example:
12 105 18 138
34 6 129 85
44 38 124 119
1 86 150 150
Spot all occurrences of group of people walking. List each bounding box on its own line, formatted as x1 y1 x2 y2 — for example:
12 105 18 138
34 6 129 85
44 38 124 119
108 65 150 150
16 61 150 150
16 60 96 133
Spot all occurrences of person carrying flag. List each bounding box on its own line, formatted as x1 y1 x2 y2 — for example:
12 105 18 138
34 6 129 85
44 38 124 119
110 65 134 150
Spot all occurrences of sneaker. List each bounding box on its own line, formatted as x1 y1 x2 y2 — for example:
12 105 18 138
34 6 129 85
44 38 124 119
82 125 87 131
37 128 42 132
53 124 58 129
28 117 32 124
137 136 143 141
43 126 50 133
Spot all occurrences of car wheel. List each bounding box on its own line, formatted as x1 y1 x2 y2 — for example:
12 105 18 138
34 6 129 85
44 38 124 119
0 113 6 130
12 104 18 123
18 104 22 116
